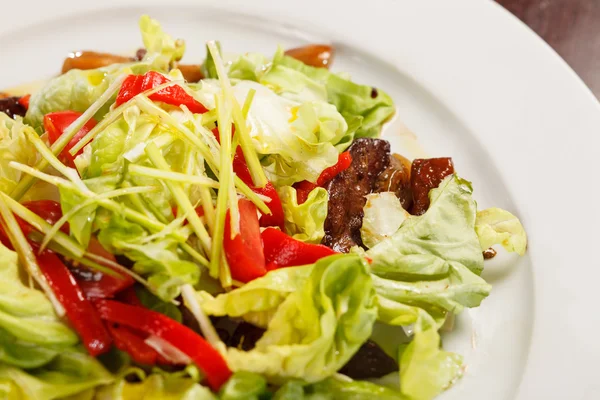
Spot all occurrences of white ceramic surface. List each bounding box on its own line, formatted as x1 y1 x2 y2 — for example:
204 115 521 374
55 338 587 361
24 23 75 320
1 1 598 399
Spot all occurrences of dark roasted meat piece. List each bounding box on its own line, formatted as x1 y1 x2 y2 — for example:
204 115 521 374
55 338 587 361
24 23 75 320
409 157 454 215
373 153 413 211
0 96 26 119
339 340 398 379
322 138 391 252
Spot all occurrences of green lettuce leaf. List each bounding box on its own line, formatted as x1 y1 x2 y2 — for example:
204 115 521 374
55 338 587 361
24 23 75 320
367 176 491 316
0 115 38 194
97 215 197 302
218 371 267 400
361 192 409 249
0 244 78 369
198 265 312 328
0 352 113 400
475 207 527 255
264 48 396 138
225 254 377 383
96 365 211 400
367 175 485 275
307 377 404 399
219 81 350 186
278 186 328 243
138 15 185 72
399 315 463 400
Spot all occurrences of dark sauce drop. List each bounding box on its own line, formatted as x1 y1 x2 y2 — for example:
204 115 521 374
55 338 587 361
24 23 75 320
483 248 497 259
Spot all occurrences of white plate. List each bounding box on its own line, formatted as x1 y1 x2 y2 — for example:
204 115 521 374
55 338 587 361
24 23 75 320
1 0 599 399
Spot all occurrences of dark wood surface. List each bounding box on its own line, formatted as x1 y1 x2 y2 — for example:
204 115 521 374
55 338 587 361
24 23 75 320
497 0 600 97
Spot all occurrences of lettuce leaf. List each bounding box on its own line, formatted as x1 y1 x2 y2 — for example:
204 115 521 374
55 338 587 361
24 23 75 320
218 371 267 400
264 48 396 138
475 207 527 255
217 81 351 186
0 115 38 194
96 366 213 400
0 352 113 400
138 15 185 72
399 314 463 400
225 254 377 383
198 265 312 328
361 192 409 249
278 186 328 243
97 215 197 301
0 244 78 369
367 176 491 316
367 175 485 275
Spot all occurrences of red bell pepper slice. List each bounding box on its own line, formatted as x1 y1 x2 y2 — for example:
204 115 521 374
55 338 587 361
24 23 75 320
261 227 337 270
293 181 318 205
44 111 98 168
316 151 352 185
18 94 30 109
294 151 352 204
223 199 267 283
19 200 68 236
95 299 232 390
107 323 159 365
37 250 112 356
212 127 285 230
116 71 208 114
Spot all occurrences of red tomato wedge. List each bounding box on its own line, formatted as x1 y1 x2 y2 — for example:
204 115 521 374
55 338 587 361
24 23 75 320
44 111 97 168
223 198 267 283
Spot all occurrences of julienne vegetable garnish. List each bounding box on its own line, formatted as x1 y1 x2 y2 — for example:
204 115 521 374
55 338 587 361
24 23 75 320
0 15 528 400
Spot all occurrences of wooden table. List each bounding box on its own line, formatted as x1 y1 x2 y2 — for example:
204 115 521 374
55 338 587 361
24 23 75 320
497 0 600 98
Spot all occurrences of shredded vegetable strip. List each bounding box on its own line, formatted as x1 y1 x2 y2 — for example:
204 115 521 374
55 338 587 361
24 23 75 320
0 192 85 259
23 130 88 192
183 147 216 234
180 243 210 268
208 41 267 188
10 75 126 200
242 89 256 118
10 163 188 243
121 181 159 221
145 143 212 255
181 284 223 350
0 194 65 316
209 93 234 285
135 97 218 171
128 165 220 188
39 185 159 252
68 79 182 156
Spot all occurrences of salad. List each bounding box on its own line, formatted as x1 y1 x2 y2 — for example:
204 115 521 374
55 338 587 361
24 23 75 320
0 16 527 400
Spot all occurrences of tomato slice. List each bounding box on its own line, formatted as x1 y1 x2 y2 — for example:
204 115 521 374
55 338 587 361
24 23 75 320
43 111 97 168
223 199 267 283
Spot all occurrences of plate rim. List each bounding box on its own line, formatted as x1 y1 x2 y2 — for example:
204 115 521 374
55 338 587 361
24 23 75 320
2 0 599 399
